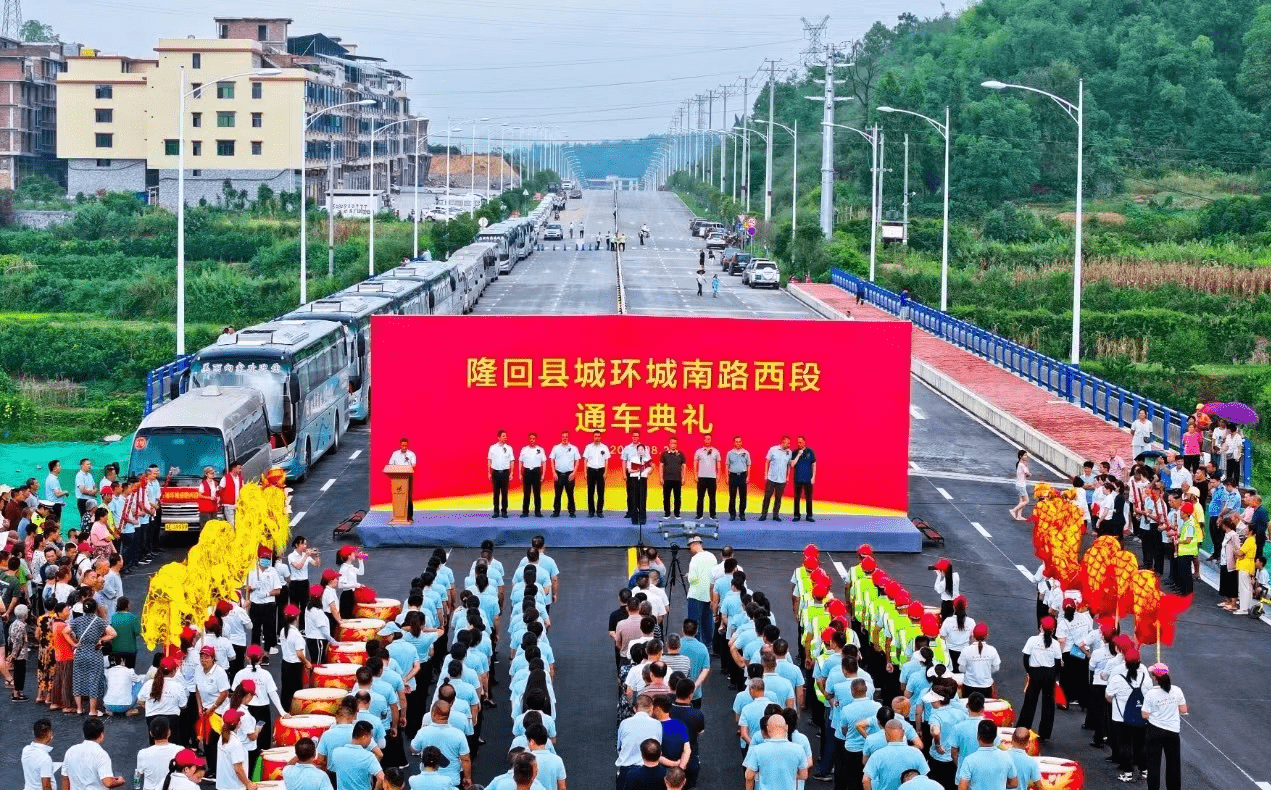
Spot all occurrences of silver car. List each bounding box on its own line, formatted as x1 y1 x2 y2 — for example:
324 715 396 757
705 232 727 250
743 258 780 288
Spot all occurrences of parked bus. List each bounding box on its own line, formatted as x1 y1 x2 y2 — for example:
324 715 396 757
336 278 431 315
128 386 273 533
448 242 498 312
282 294 401 421
476 223 515 273
377 259 463 315
190 319 351 481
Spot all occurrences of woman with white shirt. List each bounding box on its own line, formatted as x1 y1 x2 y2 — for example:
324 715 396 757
286 536 319 616
958 623 999 699
232 645 287 752
335 545 365 619
1010 450 1031 521
1131 409 1153 460
930 558 959 620
223 682 263 769
1055 598 1094 710
1018 616 1063 741
160 749 207 790
1081 623 1119 749
139 657 190 746
938 596 974 672
277 604 311 712
1106 648 1149 782
1142 663 1187 790
303 584 334 663
215 709 255 790
192 646 230 778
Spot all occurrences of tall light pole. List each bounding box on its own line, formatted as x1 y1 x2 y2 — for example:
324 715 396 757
983 78 1084 364
411 119 425 258
368 115 419 276
175 67 280 354
763 60 776 221
825 122 879 280
878 105 951 310
300 98 376 303
753 118 798 243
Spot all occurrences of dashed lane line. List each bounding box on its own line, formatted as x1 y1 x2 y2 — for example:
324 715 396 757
348 450 361 460
320 478 336 492
292 510 307 524
1014 564 1034 580
971 521 992 539
935 486 953 501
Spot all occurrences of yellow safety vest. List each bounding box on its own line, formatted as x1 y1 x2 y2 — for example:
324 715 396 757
1177 514 1201 557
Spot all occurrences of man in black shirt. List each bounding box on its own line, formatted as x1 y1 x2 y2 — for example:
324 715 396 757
609 588 633 669
623 739 668 790
669 679 705 788
661 437 687 519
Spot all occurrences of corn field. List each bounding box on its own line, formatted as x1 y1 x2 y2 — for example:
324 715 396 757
1029 258 1271 295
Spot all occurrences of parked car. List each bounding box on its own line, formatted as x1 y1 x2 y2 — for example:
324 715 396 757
720 247 740 270
543 223 563 240
705 231 727 250
697 221 725 238
569 188 582 199
723 249 752 275
689 217 708 234
742 258 780 288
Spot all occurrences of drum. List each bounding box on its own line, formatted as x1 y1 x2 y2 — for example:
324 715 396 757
337 618 386 642
274 714 335 747
997 727 1041 756
260 747 295 781
290 687 346 716
326 641 367 664
982 698 1016 727
257 782 285 790
353 597 402 621
310 663 358 690
1037 756 1085 789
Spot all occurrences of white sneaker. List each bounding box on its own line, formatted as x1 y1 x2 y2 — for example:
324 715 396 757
268 647 279 654
1118 772 1136 783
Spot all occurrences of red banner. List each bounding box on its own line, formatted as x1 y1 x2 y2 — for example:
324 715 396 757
369 315 911 514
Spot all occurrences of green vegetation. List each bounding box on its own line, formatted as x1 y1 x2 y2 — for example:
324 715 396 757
0 169 559 443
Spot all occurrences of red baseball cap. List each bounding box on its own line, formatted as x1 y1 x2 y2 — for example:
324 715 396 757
827 599 847 617
310 584 323 598
173 749 206 769
1040 616 1056 630
215 600 232 616
802 556 818 571
239 679 257 694
803 543 819 556
180 626 197 643
283 604 300 617
221 709 242 727
257 545 273 559
321 569 339 583
246 644 264 658
929 558 951 572
160 657 179 673
199 646 216 657
203 616 219 630
860 556 876 574
857 544 873 557
820 626 837 644
812 582 830 599
973 623 989 639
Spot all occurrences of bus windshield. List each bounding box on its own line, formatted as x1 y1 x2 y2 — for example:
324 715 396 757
193 362 290 426
130 429 226 483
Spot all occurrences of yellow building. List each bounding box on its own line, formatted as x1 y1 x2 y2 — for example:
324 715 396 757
57 16 425 208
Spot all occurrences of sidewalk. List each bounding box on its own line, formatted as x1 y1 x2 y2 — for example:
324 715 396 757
794 283 1130 473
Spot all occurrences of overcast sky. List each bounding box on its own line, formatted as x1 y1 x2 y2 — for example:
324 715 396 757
39 0 957 143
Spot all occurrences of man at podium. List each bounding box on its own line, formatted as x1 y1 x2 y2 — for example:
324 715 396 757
388 437 417 520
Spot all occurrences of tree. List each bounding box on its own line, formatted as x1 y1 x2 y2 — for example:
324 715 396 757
19 20 59 42
842 22 895 113
1238 4 1271 101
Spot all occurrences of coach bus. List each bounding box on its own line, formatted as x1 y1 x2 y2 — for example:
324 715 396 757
336 277 431 316
476 222 515 273
190 319 351 481
282 294 401 422
377 259 463 315
128 386 273 532
448 242 498 312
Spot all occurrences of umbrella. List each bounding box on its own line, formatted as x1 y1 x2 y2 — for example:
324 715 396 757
1208 402 1259 425
1199 402 1227 416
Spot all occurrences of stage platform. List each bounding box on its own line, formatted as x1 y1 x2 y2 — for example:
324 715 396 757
355 509 921 552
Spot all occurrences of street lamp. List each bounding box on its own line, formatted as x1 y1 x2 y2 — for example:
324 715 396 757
983 78 1084 365
300 98 377 304
824 122 880 281
175 66 281 355
878 105 951 311
369 115 423 275
752 118 798 246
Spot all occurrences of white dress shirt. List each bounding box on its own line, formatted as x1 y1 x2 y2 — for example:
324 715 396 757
488 443 515 471
135 743 182 790
21 741 55 790
247 566 282 604
550 443 581 474
583 442 611 469
388 449 417 467
62 740 114 790
518 445 547 470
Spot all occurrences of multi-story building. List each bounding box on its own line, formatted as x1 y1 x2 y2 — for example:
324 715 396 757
0 37 77 190
56 17 426 208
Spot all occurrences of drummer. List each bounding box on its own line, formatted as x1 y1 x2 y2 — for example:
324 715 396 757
336 546 366 620
1004 727 1045 790
281 738 333 790
319 569 342 634
232 644 287 754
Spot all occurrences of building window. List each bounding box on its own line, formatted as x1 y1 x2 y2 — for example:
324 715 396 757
192 169 202 176
251 112 262 128
251 82 262 100
192 53 201 69
95 84 112 99
95 133 112 148
216 82 234 99
192 112 202 128
95 159 111 168
251 141 262 156
218 24 228 38
217 111 235 128
191 141 202 156
95 108 112 123
257 24 267 40
191 82 202 98
217 140 235 156
164 139 179 156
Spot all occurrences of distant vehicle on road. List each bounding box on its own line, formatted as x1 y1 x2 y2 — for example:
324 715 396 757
569 188 582 199
705 231 727 250
543 223 564 240
742 258 780 288
722 249 751 275
697 221 725 238
689 217 708 234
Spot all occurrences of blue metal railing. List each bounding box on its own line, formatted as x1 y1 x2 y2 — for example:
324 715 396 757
144 354 193 416
831 268 1255 486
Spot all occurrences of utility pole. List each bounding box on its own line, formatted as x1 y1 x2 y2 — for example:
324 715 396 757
870 125 880 281
741 77 750 214
706 90 714 185
764 59 776 222
817 47 834 236
902 134 909 245
718 86 729 193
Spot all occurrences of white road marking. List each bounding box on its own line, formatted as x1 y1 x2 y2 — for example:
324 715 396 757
909 461 922 471
348 450 362 460
935 486 953 500
1254 782 1271 790
909 405 927 420
1015 564 1034 580
292 510 307 524
832 561 849 581
320 478 336 492
971 521 992 539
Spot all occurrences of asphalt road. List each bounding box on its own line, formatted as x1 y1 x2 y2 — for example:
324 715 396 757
5 190 1265 790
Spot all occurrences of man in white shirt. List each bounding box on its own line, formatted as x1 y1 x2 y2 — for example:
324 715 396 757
134 718 182 790
488 430 515 519
583 430 611 518
759 436 793 522
219 463 243 526
622 431 652 527
387 438 418 521
61 718 124 790
43 460 68 518
518 433 547 519
693 433 721 520
22 718 56 790
74 458 97 520
615 695 663 786
549 431 581 518
247 546 283 655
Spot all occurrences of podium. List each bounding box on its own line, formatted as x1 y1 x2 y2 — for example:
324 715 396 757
382 465 415 524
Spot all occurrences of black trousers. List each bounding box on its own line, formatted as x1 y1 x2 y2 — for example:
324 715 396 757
248 703 272 751
793 481 814 517
728 472 748 517
521 468 543 516
1115 721 1147 772
1145 724 1181 790
491 469 510 515
249 601 277 651
280 660 302 713
626 476 647 525
761 480 784 517
1086 685 1108 744
831 743 862 790
663 481 682 516
1060 653 1089 708
287 580 309 616
552 471 576 515
587 467 606 514
928 759 956 790
695 477 716 518
1018 665 1057 739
